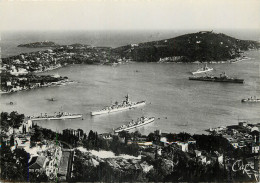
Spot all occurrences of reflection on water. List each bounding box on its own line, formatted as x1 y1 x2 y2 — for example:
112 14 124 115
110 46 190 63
1 51 260 135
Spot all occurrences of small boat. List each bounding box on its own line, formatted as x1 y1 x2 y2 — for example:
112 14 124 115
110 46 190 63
114 117 155 133
6 101 16 105
53 73 60 78
177 122 188 126
241 97 260 103
0 90 9 94
47 98 57 102
192 64 213 75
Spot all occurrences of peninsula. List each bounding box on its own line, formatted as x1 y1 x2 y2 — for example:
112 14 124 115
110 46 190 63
18 41 59 48
10 31 259 65
113 31 260 62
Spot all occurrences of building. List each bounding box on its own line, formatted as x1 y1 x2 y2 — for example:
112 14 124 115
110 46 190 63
188 137 196 144
14 136 30 149
137 141 153 147
99 133 112 140
18 120 33 134
251 126 259 132
29 156 47 172
252 144 259 154
177 142 189 152
195 150 202 157
239 122 247 127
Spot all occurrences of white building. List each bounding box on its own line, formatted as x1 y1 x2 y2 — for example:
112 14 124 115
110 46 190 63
252 145 259 154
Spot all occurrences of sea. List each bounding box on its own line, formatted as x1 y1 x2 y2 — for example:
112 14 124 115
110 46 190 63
1 29 260 135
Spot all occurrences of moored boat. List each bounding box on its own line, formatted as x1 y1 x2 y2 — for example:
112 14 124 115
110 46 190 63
91 95 145 116
114 117 155 133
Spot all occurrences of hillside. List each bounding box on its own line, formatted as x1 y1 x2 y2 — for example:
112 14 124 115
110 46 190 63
113 31 260 62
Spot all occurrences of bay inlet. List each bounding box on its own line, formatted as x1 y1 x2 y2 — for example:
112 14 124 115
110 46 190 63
1 50 260 135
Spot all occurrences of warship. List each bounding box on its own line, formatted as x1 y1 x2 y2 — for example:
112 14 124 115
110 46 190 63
91 94 145 116
28 112 83 121
189 72 244 83
114 117 155 133
241 96 260 103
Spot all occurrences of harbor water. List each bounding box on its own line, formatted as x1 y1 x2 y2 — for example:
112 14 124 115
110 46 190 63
1 30 260 135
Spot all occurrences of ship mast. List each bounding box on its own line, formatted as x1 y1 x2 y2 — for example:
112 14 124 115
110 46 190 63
126 94 130 104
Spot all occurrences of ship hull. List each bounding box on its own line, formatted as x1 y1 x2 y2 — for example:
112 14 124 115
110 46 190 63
29 117 48 121
115 117 155 133
91 101 145 116
189 77 244 83
241 99 260 103
30 114 82 121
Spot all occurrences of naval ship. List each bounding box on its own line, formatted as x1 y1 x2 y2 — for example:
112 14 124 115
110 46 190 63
28 112 83 121
114 117 155 133
241 96 260 103
189 72 244 84
192 64 213 75
91 95 145 116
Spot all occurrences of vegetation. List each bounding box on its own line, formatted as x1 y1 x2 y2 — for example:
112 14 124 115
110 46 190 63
1 111 24 132
0 143 29 181
113 31 260 62
18 41 59 48
82 130 140 156
1 73 68 92
1 112 257 182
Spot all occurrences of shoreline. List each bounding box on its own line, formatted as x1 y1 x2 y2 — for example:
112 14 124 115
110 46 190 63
157 55 253 64
1 49 257 95
33 64 63 73
0 79 74 95
0 55 252 95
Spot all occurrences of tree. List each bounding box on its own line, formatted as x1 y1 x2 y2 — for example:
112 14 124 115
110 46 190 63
29 171 48 182
31 128 44 142
9 111 24 129
0 146 28 181
1 112 12 132
10 135 14 146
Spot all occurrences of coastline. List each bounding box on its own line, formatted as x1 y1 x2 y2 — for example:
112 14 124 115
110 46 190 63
0 54 254 95
0 79 74 95
33 63 63 73
157 55 253 64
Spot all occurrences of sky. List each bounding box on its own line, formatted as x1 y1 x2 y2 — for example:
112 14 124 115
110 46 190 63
0 0 260 31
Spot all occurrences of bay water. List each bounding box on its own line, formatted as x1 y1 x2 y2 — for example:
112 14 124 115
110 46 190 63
1 30 260 135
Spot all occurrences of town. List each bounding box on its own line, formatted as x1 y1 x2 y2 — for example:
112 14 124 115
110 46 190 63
0 72 70 93
1 43 129 74
0 43 132 93
1 111 259 182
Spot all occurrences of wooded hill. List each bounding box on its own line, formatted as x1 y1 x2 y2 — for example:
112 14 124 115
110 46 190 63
113 31 260 62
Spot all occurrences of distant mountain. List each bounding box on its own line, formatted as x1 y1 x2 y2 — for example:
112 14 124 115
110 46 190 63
113 31 260 62
18 41 59 48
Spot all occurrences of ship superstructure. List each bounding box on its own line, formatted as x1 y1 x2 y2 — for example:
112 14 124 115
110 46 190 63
192 64 213 75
